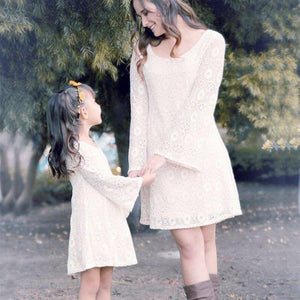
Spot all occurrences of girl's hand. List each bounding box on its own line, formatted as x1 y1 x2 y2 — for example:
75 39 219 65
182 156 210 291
142 169 156 187
128 170 141 178
141 154 166 175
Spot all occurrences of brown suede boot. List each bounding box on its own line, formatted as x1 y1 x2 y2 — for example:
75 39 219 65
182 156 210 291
183 279 215 300
209 274 221 300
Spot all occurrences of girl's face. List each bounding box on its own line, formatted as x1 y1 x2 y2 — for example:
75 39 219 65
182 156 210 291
79 89 102 126
133 0 165 37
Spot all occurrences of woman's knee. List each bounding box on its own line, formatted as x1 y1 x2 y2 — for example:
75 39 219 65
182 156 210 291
201 225 216 253
204 237 216 254
99 278 112 292
179 242 203 260
172 229 204 260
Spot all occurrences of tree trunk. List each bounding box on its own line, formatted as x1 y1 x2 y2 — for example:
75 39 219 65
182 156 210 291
298 168 300 214
101 69 148 232
114 129 148 233
1 146 23 214
1 187 14 214
114 129 129 177
14 145 24 199
14 135 47 215
0 145 11 198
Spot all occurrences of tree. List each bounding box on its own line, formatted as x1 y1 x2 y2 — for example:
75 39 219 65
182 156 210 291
0 0 135 214
1 0 299 224
189 0 300 148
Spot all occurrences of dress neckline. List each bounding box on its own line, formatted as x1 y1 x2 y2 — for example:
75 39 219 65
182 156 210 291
148 29 210 60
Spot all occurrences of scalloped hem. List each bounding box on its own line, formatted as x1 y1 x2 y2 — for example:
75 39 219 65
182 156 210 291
140 211 243 230
68 259 138 276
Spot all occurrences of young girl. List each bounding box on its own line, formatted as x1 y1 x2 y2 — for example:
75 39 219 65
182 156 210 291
46 80 155 300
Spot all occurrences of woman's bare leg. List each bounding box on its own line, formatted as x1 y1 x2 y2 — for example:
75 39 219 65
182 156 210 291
201 224 218 274
96 267 113 300
171 227 209 285
79 267 100 300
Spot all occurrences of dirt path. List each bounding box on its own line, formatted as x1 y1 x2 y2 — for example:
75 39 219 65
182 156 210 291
1 182 299 300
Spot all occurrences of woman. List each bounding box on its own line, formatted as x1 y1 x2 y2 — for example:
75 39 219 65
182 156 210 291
128 1 242 299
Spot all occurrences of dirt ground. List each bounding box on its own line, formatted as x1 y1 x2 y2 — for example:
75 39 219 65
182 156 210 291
0 182 299 300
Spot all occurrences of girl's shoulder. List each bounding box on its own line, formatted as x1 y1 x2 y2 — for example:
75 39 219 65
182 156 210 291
78 140 99 151
67 140 102 168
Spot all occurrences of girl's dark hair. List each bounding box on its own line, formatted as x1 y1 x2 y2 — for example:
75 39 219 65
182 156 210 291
46 84 95 178
130 0 206 77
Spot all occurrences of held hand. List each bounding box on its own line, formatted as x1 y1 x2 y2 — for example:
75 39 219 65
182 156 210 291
128 170 142 178
142 169 156 187
141 154 166 175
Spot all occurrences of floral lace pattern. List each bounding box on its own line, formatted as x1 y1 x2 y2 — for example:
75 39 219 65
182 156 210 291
128 30 242 229
66 142 143 275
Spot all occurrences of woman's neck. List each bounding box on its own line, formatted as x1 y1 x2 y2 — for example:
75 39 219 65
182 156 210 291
176 15 193 36
165 15 201 44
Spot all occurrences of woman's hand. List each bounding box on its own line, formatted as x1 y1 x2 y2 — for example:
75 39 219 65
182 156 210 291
128 169 156 187
141 154 166 175
142 169 156 187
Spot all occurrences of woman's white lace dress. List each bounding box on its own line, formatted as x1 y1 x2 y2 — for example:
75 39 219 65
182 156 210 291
128 29 242 230
66 141 143 275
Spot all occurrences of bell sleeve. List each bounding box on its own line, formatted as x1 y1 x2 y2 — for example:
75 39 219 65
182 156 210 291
71 147 143 218
153 32 226 172
127 47 149 175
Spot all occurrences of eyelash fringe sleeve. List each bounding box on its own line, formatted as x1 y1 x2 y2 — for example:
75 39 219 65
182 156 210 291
128 48 149 175
72 146 143 218
153 33 226 172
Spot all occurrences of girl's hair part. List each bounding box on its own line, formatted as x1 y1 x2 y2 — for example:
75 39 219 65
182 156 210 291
130 0 206 77
46 83 95 178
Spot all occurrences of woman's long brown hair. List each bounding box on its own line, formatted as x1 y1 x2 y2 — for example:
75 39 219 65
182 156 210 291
130 0 206 77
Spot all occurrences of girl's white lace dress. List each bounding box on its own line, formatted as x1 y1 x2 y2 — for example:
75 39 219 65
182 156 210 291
128 29 242 230
67 141 143 275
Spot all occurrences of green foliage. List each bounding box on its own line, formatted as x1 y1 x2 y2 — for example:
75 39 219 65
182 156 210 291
0 0 134 135
220 47 299 142
0 0 33 35
228 144 300 183
0 0 299 155
33 172 72 206
203 0 300 147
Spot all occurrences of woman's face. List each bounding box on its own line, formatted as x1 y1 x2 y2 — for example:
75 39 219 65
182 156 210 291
133 0 165 37
80 89 102 126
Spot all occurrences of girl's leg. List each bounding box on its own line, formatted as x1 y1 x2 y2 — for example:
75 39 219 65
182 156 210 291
171 227 209 285
79 267 100 300
96 267 113 300
201 224 217 274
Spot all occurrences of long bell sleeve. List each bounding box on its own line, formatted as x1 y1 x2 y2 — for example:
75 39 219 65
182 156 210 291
69 145 143 217
127 47 149 175
153 32 226 172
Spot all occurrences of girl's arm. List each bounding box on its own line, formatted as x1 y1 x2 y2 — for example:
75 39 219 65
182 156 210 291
128 47 149 175
71 148 143 217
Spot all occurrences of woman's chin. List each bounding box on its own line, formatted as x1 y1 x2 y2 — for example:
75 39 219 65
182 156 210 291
153 30 165 37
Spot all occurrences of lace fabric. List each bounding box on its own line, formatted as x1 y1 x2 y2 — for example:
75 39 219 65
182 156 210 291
66 142 143 275
128 30 242 229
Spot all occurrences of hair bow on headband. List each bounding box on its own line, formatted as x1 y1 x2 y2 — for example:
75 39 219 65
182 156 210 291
69 80 85 103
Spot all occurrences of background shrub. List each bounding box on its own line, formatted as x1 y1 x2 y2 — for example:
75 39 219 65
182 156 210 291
228 145 299 184
33 172 72 206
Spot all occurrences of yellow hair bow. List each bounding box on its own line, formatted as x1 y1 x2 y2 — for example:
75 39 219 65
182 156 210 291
69 80 85 103
69 80 81 87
